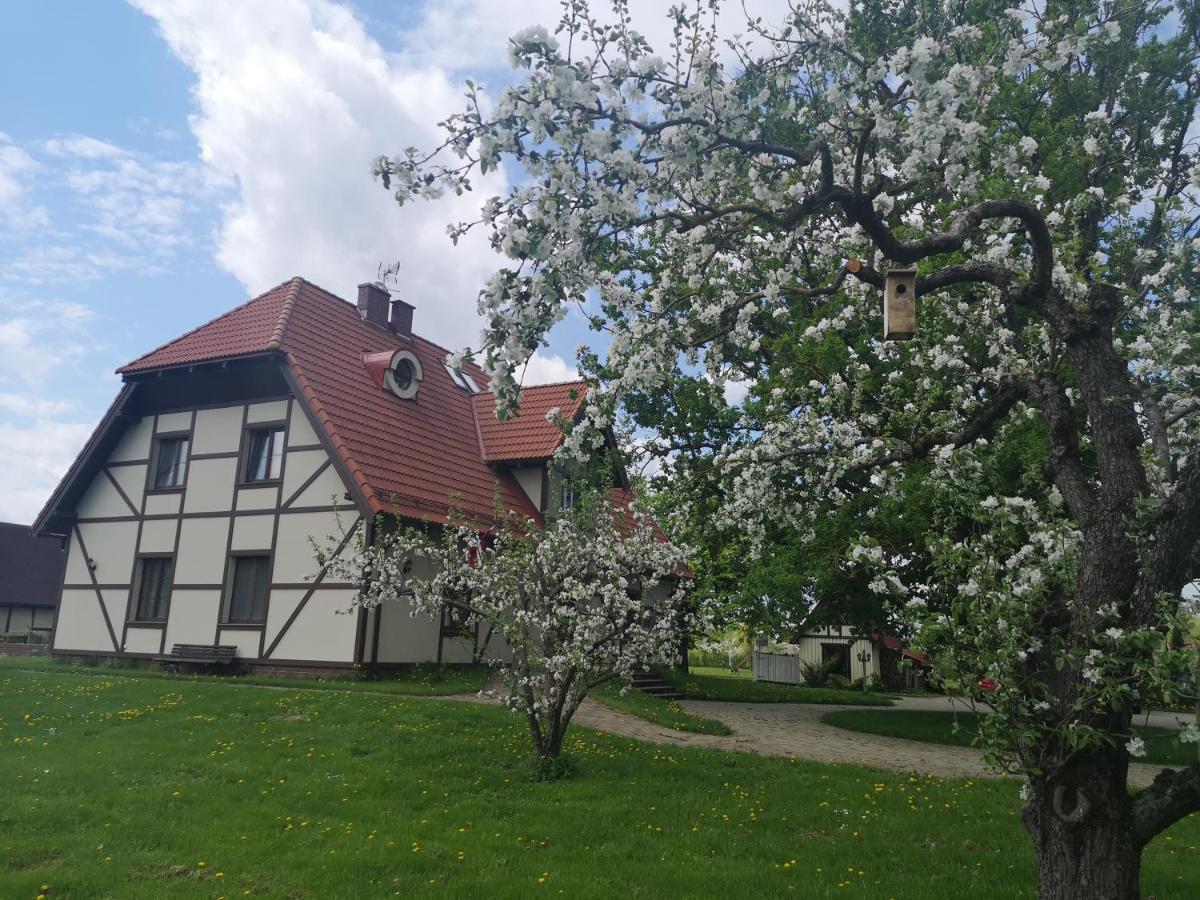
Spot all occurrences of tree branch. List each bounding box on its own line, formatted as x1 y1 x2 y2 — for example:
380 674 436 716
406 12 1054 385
840 197 1055 304
859 380 1028 470
1132 765 1200 848
847 261 1018 294
1134 457 1200 616
1023 374 1098 523
1138 384 1176 483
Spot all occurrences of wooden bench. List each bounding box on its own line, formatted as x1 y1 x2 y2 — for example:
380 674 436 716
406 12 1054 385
156 643 239 673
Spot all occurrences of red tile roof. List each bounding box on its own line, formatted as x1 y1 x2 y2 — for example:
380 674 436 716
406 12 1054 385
471 381 586 462
120 277 571 528
119 279 299 373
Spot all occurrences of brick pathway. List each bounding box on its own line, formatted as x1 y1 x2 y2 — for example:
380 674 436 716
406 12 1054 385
572 698 1172 787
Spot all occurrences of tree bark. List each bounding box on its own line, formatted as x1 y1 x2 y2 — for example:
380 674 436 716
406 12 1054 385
1022 750 1141 900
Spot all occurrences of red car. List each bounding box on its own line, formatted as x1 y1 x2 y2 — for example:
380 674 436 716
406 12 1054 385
977 678 999 693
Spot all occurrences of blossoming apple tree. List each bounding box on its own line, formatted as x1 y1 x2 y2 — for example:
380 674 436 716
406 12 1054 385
374 0 1200 894
325 494 689 767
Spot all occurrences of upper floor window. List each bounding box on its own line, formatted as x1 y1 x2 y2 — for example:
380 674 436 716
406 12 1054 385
133 556 174 621
245 427 284 483
226 554 270 623
152 436 189 489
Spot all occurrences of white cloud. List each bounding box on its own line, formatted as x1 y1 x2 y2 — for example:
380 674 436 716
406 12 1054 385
64 155 224 255
0 393 76 417
723 378 751 406
0 132 224 285
131 0 511 351
0 318 94 385
519 351 578 385
397 0 797 74
0 292 98 523
0 135 51 231
0 418 94 524
42 135 130 159
130 0 800 352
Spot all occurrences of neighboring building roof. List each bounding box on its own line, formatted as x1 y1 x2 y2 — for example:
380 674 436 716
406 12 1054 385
471 381 586 462
0 522 65 608
44 277 597 532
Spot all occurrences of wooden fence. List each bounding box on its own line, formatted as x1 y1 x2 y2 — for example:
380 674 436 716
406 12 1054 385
751 651 800 685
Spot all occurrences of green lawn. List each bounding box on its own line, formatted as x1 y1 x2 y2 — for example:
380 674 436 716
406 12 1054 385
2 667 1197 898
590 683 732 735
688 665 752 680
823 709 1200 768
660 669 894 706
0 655 487 696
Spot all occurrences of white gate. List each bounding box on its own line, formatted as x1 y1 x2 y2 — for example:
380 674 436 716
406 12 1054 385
752 651 800 684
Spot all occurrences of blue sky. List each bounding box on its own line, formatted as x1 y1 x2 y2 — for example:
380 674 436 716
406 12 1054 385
0 0 786 523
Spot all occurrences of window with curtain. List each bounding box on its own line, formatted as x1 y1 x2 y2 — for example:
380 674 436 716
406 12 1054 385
227 555 271 622
244 428 285 482
152 436 189 489
134 557 173 621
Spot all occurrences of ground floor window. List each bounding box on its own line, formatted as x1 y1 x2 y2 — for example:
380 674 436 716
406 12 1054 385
226 555 271 623
134 556 174 621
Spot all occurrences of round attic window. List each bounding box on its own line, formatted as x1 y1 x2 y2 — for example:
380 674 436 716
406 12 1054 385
393 359 414 390
384 350 423 400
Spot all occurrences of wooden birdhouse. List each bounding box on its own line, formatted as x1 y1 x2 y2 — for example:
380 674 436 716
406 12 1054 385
883 267 917 340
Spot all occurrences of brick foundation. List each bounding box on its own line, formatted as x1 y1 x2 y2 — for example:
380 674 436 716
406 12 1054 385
0 643 50 657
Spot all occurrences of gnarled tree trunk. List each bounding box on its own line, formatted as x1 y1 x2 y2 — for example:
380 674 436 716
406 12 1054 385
1023 750 1140 900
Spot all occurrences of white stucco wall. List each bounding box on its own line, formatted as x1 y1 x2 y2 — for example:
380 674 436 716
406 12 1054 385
174 517 230 585
164 590 221 649
374 594 443 664
123 626 161 655
55 589 115 652
108 418 152 462
144 492 182 516
182 458 237 513
512 466 544 511
268 588 359 662
192 405 243 454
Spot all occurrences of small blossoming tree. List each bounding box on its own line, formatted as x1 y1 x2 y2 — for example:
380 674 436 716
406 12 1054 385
373 1 1200 892
328 493 690 767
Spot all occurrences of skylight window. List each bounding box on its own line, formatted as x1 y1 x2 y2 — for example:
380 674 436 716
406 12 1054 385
443 362 480 393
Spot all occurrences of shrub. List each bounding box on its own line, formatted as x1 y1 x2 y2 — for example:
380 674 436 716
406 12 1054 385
800 656 844 688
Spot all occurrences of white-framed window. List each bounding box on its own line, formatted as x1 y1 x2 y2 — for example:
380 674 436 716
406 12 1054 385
151 435 189 489
244 427 285 482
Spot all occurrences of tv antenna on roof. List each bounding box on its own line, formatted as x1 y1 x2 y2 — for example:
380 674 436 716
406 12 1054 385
377 261 402 289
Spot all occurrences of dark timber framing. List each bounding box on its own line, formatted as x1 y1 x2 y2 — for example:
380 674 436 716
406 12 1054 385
40 363 370 668
71 523 120 653
262 513 362 659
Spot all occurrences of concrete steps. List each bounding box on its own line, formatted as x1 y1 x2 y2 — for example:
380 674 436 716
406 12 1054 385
630 671 684 700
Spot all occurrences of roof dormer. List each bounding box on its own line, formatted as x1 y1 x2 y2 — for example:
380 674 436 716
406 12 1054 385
363 348 423 400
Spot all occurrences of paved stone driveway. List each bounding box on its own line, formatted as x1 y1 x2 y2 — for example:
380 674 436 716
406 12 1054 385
572 697 1173 788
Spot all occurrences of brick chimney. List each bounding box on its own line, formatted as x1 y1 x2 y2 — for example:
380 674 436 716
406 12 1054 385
389 298 414 339
357 282 390 328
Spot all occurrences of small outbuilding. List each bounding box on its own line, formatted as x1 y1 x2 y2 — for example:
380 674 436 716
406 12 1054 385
0 521 64 638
